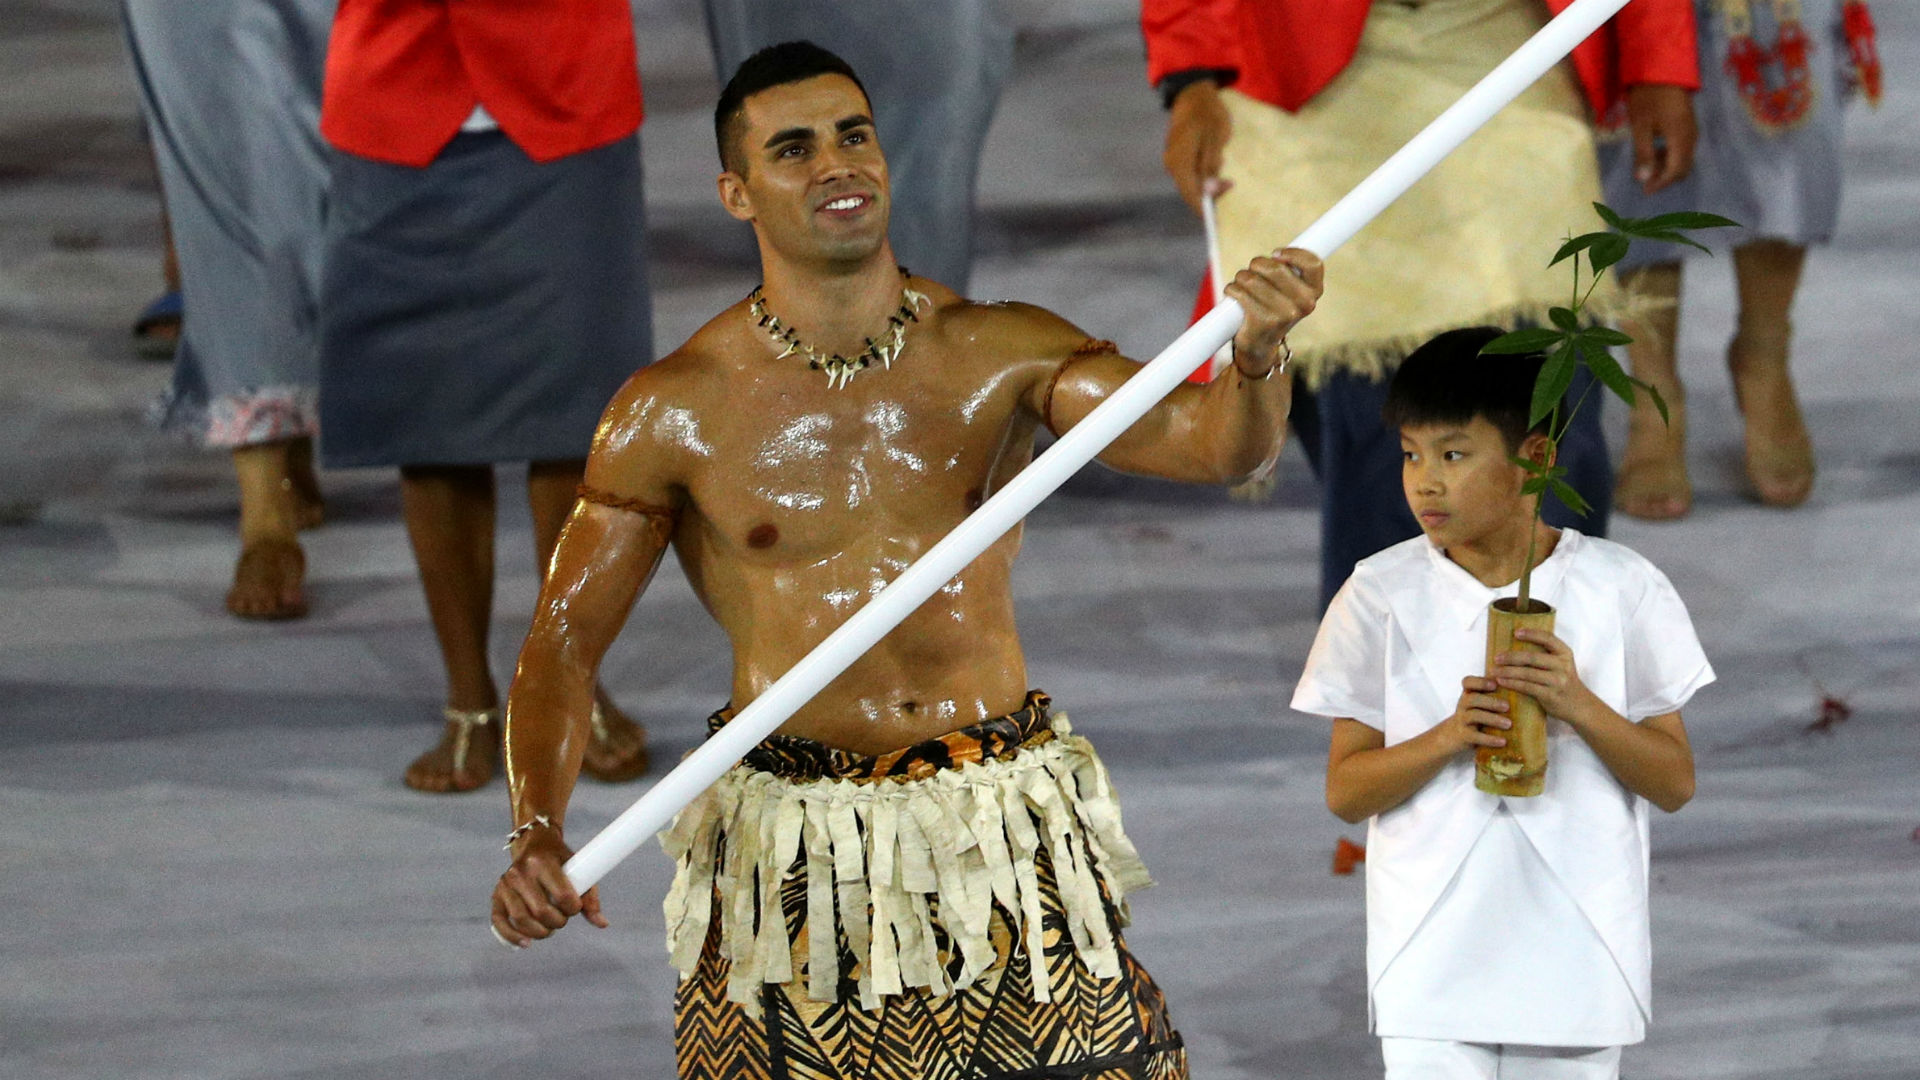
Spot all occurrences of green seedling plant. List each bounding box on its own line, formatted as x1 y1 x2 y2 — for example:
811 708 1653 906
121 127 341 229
1481 202 1737 612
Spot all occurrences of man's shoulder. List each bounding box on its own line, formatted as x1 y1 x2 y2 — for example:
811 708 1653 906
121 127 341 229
596 317 742 442
927 293 1093 364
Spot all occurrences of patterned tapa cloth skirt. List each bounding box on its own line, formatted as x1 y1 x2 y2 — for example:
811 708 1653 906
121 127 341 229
1602 0 1875 266
661 692 1188 1079
124 0 333 447
1212 0 1614 386
317 131 651 468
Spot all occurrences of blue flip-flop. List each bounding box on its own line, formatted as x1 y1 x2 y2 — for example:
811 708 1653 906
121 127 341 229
133 290 182 359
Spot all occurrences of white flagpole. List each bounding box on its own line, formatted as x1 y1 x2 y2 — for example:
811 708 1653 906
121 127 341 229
561 0 1632 894
1201 189 1234 379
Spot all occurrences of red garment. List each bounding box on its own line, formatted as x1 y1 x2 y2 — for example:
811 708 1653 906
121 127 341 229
321 0 644 168
1142 0 1699 122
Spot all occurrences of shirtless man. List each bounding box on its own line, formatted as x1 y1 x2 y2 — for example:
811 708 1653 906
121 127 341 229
490 41 1321 1079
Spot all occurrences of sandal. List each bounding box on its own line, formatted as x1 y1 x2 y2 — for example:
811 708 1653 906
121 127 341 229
404 706 501 793
133 290 182 360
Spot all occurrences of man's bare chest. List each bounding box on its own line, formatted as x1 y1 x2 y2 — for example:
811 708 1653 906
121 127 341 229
684 388 1026 558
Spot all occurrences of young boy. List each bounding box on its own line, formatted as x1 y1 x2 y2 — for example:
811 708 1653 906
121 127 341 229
1292 327 1715 1079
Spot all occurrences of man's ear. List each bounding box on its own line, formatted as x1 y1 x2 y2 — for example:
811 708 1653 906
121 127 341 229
717 171 755 223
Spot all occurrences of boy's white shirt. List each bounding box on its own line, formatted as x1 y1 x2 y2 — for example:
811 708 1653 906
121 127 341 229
1293 529 1714 1044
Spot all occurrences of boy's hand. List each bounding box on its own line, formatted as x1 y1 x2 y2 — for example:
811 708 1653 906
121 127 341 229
1435 676 1512 755
1491 629 1605 726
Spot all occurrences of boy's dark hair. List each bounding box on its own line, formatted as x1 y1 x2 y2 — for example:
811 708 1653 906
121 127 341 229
714 41 871 175
1381 326 1554 450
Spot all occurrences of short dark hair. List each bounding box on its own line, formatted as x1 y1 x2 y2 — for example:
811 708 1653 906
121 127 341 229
714 41 871 174
1381 326 1555 450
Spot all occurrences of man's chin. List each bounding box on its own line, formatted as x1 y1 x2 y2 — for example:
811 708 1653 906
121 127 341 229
812 231 890 269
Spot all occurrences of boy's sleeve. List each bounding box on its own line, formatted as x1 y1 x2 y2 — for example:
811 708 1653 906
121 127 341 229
1291 572 1389 730
1622 563 1716 720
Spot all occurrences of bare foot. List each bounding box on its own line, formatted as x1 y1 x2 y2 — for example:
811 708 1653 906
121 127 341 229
405 707 500 793
1614 393 1691 521
226 538 308 619
581 693 650 783
1729 332 1815 507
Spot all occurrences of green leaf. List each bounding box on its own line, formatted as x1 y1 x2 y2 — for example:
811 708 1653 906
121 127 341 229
1581 342 1637 406
1509 453 1552 477
1549 478 1594 517
1588 233 1632 273
1523 476 1552 497
1549 233 1606 267
1481 327 1564 355
1530 343 1578 429
1549 306 1579 331
1593 202 1627 232
1631 377 1672 428
1637 211 1741 232
1633 229 1714 255
1581 325 1633 347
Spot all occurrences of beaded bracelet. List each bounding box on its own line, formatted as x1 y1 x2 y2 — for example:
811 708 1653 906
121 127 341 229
504 814 558 851
1235 338 1292 381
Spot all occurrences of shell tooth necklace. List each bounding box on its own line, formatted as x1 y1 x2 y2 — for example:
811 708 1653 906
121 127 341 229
749 268 929 389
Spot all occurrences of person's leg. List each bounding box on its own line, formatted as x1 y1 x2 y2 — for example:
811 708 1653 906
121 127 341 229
1292 379 1325 478
1380 1037 1499 1080
227 438 307 619
1728 238 1815 506
133 184 183 359
400 463 501 793
1612 261 1691 519
287 434 324 529
527 460 651 781
1494 1044 1620 1080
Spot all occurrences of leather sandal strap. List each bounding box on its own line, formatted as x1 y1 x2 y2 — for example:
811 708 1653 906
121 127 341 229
442 706 500 772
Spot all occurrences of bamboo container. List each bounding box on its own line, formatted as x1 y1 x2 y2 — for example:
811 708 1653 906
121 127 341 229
1476 597 1556 796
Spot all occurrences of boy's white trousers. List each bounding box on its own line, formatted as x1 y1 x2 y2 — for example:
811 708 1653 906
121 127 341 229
1381 1038 1621 1080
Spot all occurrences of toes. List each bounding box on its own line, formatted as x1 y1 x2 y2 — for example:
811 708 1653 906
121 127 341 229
405 765 452 793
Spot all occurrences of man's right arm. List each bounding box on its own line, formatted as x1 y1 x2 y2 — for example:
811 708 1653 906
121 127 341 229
491 379 684 947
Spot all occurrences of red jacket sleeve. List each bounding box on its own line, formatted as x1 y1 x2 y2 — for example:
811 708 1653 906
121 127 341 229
1552 0 1700 121
1612 0 1701 89
1142 0 1242 87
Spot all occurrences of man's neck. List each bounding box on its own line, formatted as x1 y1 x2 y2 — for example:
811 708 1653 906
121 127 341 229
756 246 904 357
1445 517 1560 589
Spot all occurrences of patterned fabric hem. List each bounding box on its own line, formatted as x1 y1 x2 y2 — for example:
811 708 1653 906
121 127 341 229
155 384 320 448
1289 291 1630 389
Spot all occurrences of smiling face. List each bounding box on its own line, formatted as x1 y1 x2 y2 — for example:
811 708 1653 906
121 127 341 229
1399 417 1547 551
717 74 890 270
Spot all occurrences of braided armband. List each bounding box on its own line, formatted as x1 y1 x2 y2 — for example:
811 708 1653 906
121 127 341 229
1043 339 1122 436
577 483 678 522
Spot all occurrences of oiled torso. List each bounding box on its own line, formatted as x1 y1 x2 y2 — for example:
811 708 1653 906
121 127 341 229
627 292 1062 753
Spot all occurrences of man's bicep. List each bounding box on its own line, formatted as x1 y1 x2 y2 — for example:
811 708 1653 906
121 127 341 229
578 377 688 513
1038 348 1148 435
537 502 675 653
1044 350 1234 481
